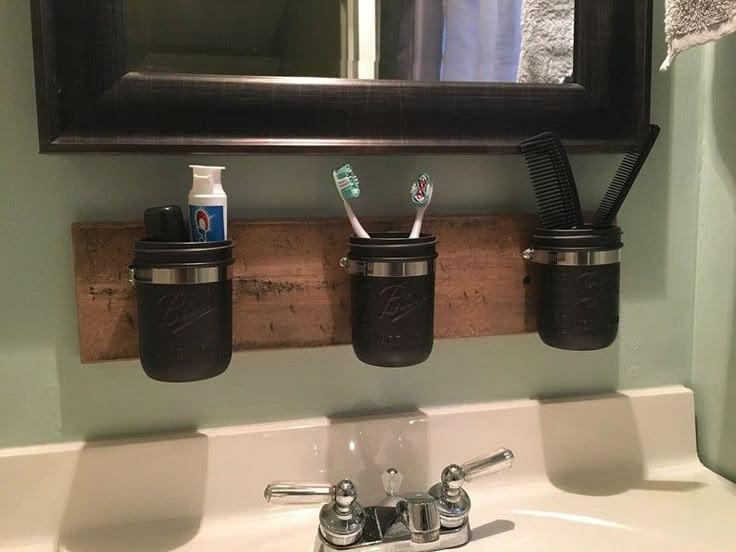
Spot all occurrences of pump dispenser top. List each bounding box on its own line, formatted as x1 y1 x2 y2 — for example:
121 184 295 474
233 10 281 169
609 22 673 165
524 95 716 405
188 165 228 242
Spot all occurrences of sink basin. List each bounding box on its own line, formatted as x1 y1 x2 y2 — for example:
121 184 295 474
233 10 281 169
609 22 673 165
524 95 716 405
469 472 735 551
2 386 735 551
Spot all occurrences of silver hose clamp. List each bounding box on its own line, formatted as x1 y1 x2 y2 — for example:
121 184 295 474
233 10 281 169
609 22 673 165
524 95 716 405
340 257 434 277
522 248 621 266
128 265 233 285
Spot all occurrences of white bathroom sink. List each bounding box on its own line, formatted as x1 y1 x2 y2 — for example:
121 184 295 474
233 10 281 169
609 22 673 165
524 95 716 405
2 386 735 551
52 469 736 551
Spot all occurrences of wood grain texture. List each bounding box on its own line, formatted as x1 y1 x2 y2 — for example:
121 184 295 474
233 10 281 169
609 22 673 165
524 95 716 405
72 216 537 363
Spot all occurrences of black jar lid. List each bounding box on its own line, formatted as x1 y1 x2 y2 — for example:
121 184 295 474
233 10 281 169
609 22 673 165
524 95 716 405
531 225 623 250
348 232 437 259
133 240 234 267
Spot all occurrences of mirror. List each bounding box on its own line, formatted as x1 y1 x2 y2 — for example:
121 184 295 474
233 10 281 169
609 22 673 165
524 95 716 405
32 0 651 153
125 0 575 84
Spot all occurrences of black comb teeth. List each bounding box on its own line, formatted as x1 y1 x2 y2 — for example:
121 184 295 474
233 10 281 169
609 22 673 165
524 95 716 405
520 132 583 229
592 124 661 227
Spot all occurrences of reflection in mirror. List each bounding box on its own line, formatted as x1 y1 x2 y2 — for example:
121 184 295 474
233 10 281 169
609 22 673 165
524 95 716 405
125 0 574 84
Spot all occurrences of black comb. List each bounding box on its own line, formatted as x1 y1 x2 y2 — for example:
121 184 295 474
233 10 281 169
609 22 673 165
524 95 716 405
520 132 583 229
592 124 661 228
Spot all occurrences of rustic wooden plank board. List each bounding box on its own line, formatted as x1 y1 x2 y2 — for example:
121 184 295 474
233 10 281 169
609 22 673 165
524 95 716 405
72 216 537 363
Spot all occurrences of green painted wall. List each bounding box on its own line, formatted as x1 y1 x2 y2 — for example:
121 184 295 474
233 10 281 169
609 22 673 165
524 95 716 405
0 1 702 447
691 34 736 481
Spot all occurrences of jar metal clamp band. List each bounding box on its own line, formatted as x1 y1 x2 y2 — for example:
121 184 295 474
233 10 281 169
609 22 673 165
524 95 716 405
522 249 621 266
128 265 233 285
339 257 434 277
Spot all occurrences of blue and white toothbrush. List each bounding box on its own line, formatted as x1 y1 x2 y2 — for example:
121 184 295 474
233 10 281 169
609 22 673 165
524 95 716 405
333 164 370 238
409 173 434 239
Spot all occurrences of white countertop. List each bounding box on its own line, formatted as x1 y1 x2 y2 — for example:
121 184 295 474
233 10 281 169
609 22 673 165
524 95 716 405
2 386 734 551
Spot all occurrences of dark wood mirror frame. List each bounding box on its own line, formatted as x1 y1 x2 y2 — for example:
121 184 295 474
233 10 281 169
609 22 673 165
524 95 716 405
31 0 652 154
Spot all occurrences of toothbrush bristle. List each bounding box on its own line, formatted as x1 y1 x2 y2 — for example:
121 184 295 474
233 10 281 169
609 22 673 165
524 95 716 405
333 164 360 200
411 173 433 206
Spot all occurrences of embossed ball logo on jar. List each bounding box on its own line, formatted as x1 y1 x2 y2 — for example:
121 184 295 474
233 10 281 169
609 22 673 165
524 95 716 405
157 289 215 335
378 283 428 324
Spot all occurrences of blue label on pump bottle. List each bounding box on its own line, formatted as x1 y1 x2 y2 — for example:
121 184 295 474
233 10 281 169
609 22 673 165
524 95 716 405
190 205 225 242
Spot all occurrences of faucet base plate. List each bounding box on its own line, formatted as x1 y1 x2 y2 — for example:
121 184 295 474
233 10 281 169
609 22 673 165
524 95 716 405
314 506 470 552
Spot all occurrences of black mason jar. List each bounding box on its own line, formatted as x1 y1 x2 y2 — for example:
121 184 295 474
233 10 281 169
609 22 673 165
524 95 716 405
523 225 623 351
129 240 234 382
342 233 438 367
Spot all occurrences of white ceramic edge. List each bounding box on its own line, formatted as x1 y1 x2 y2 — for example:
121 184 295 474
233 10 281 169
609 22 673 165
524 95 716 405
0 385 701 548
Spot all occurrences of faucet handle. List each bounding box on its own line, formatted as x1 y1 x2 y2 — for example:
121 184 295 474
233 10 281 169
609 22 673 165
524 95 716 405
460 447 514 482
264 479 366 547
440 448 514 494
264 482 335 504
428 448 514 529
332 479 360 514
319 480 365 547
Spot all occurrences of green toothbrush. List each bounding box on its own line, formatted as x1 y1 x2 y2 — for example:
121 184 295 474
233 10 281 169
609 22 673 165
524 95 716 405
333 164 370 238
